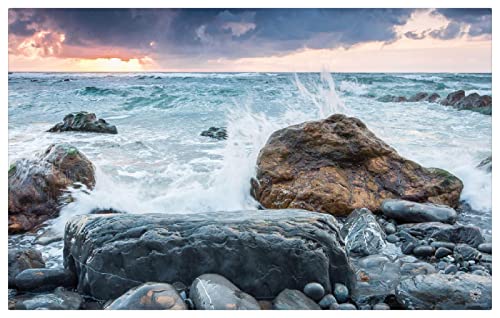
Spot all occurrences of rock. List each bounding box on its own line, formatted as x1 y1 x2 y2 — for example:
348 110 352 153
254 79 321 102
303 282 325 301
426 93 441 103
378 95 408 103
272 289 321 310
381 199 457 224
395 273 491 309
412 246 435 257
402 242 417 255
11 287 83 310
258 300 273 310
200 127 227 140
373 303 390 310
63 210 353 301
384 223 396 234
435 247 453 258
318 294 337 309
386 234 400 243
454 244 482 262
105 282 186 310
340 208 387 256
251 114 463 216
337 303 357 310
440 90 492 115
408 92 429 102
333 283 349 303
444 264 458 274
398 222 484 247
400 262 436 277
8 144 95 234
441 90 465 106
48 111 118 134
34 227 63 245
190 274 260 310
477 243 492 254
15 268 76 292
8 248 45 288
430 241 456 250
477 156 492 173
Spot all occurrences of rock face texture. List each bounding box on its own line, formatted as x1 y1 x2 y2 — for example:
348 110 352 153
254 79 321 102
48 111 118 134
395 273 492 309
8 144 95 234
381 199 457 224
251 114 463 216
106 283 186 310
8 248 45 288
340 208 387 257
398 222 484 247
63 210 354 301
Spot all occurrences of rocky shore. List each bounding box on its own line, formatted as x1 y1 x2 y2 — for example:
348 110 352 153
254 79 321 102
8 112 492 310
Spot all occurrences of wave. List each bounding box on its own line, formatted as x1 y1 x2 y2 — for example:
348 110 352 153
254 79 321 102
77 86 130 97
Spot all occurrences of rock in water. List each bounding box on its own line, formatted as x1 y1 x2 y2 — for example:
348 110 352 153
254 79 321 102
190 274 260 310
395 273 491 309
272 289 321 310
440 90 492 115
251 114 463 216
381 199 457 224
200 127 227 140
106 282 186 310
477 156 492 173
8 248 45 288
441 90 465 106
340 208 387 256
398 222 484 247
8 144 95 234
48 111 118 134
408 92 429 102
63 210 354 301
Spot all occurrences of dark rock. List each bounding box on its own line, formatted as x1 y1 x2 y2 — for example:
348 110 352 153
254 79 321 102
444 264 458 274
396 273 491 309
105 282 186 310
430 241 456 250
477 156 492 173
384 223 396 234
15 268 76 292
477 243 492 254
435 247 453 258
373 303 390 310
8 144 95 234
48 111 118 134
303 282 325 301
63 210 353 301
381 199 457 224
34 227 63 245
258 300 273 310
340 208 387 256
272 289 321 310
454 244 482 262
8 248 45 288
337 303 357 310
408 92 429 102
400 262 436 277
440 90 492 115
318 294 337 309
398 222 484 247
386 234 400 243
11 287 83 310
200 127 227 140
402 242 417 255
412 245 435 257
333 283 349 303
441 90 465 106
426 93 441 103
377 95 408 103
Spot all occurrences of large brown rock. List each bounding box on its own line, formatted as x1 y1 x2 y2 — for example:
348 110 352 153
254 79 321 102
8 143 95 234
251 114 463 216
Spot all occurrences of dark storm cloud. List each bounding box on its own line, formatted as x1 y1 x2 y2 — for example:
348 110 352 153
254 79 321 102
431 8 491 38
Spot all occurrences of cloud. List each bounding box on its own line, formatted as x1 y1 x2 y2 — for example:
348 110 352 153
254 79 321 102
404 31 427 40
432 8 491 37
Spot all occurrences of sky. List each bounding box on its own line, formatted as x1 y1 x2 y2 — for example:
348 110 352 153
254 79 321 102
8 8 492 72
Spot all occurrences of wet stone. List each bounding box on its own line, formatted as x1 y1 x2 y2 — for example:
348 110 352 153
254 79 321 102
333 283 349 303
431 241 456 250
477 243 492 254
435 247 452 258
386 234 400 243
454 244 482 262
444 264 458 274
8 248 45 288
105 282 186 310
373 303 390 310
337 303 357 310
384 223 396 235
272 289 321 310
303 282 325 301
318 294 337 309
412 245 435 257
15 268 76 292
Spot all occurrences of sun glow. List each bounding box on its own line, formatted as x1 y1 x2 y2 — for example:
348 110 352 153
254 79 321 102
73 57 155 72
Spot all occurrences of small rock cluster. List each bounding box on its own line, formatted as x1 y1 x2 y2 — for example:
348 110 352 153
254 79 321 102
48 111 118 134
200 126 227 140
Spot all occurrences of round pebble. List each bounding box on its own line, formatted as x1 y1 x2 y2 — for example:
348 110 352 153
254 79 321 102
431 241 456 250
333 283 349 303
338 303 357 310
437 261 447 270
477 243 492 254
373 303 390 310
435 247 452 258
329 303 340 310
444 264 458 274
384 223 396 235
318 294 337 309
386 234 400 243
412 245 435 257
303 282 325 301
402 242 417 255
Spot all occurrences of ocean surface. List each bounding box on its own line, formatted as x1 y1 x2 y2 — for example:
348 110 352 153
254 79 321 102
8 72 492 266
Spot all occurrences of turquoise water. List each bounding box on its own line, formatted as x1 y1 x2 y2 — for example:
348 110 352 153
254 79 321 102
8 72 492 236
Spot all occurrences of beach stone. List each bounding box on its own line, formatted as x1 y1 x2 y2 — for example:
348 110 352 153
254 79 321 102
398 222 484 247
8 248 45 288
64 210 353 301
426 93 441 103
386 234 400 243
396 273 491 309
15 268 76 292
412 245 435 257
477 157 492 173
441 90 465 106
337 303 357 310
8 143 95 234
373 302 390 310
303 282 325 301
333 283 349 303
340 208 387 256
318 294 337 309
454 244 482 262
272 289 321 310
384 223 396 234
435 247 452 258
251 114 463 217
400 262 436 277
48 111 118 134
402 242 417 255
431 241 456 250
381 199 457 224
408 92 429 102
11 287 83 310
106 282 186 310
444 264 458 274
200 127 227 140
477 243 492 254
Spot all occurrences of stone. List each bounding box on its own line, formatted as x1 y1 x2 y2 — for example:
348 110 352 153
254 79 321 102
426 93 441 103
63 210 354 301
435 247 452 258
258 300 273 310
373 303 390 310
395 273 491 309
15 268 76 292
48 111 118 134
477 157 492 173
8 248 45 288
105 282 186 310
402 242 417 255
408 92 429 102
384 223 396 234
337 303 357 310
454 244 482 262
251 114 463 216
200 127 227 140
398 222 484 247
333 283 349 303
440 90 492 115
381 199 457 224
340 208 387 256
303 282 325 301
386 234 400 243
477 243 492 254
444 264 458 274
34 228 63 245
11 287 83 310
272 289 321 310
440 90 465 106
318 294 337 309
400 262 436 277
412 246 435 257
430 241 456 250
377 95 408 103
8 144 95 234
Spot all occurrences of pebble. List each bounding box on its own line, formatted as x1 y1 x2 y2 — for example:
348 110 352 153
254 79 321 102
412 245 435 257
437 261 447 270
303 282 325 301
318 294 337 309
402 242 417 255
384 223 396 235
477 243 492 254
373 303 390 310
444 264 458 274
431 241 456 250
435 247 452 258
333 283 349 303
386 234 400 243
337 303 357 310
472 270 490 276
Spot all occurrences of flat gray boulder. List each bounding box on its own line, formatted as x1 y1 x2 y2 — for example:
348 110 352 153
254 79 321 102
64 210 354 301
381 199 457 224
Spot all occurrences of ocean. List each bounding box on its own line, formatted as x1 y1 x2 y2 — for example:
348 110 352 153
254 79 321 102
8 71 492 266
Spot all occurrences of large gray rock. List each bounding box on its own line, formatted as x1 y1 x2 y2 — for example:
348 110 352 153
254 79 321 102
105 282 186 310
8 248 45 288
398 222 484 247
272 289 321 310
396 273 491 309
381 199 457 224
190 274 260 310
340 208 387 257
64 210 354 301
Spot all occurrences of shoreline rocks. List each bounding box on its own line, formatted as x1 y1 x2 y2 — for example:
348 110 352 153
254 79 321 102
381 199 457 224
106 282 186 310
200 127 227 140
8 248 45 288
48 111 118 134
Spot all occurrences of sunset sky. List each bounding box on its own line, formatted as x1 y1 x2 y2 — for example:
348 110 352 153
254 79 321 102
8 8 492 72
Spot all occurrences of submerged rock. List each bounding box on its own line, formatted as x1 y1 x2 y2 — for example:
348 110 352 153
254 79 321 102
251 114 463 216
395 273 491 309
272 289 321 310
441 90 465 106
64 210 353 301
441 90 492 115
381 199 457 224
408 92 429 102
377 95 408 102
8 144 95 234
106 282 186 310
8 248 45 288
477 156 492 173
48 111 118 134
200 127 227 140
341 208 387 256
398 222 484 247
190 274 260 310
426 93 441 103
